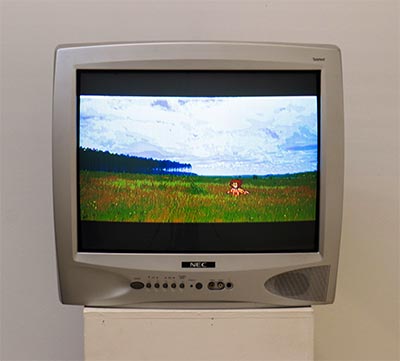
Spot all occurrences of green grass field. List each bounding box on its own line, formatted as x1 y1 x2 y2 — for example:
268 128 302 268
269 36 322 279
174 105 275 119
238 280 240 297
80 171 317 223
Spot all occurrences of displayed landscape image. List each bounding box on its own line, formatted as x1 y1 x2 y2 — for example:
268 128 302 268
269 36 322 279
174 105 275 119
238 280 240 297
79 95 318 223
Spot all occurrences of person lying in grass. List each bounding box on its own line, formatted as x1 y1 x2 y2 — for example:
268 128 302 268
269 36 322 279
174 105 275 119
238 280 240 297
227 179 249 196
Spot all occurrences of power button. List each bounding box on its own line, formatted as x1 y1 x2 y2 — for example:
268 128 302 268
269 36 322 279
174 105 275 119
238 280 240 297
130 281 145 289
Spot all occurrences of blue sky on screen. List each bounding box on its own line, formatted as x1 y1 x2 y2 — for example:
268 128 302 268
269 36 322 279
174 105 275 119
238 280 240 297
80 96 318 176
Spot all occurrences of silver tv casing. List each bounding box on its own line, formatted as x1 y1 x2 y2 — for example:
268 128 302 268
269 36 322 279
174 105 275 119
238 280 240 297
53 41 343 308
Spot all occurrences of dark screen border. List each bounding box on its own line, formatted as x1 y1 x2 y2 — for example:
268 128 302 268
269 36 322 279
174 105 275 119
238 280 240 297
78 70 320 97
79 221 318 253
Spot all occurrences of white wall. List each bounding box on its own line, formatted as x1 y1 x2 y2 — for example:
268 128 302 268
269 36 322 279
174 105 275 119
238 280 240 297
1 1 398 360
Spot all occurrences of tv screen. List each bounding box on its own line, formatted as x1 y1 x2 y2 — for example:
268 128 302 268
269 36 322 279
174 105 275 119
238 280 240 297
77 70 320 253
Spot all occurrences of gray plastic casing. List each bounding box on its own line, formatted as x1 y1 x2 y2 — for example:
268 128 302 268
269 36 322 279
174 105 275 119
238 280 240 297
52 41 343 308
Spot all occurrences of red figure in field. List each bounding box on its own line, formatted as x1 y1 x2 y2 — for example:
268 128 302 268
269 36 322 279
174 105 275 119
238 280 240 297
227 179 249 196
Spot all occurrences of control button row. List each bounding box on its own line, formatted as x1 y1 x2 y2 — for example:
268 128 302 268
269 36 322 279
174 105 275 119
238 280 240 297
131 282 185 290
131 281 233 290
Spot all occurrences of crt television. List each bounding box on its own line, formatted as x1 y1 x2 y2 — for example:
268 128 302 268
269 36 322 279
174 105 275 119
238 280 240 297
53 41 343 308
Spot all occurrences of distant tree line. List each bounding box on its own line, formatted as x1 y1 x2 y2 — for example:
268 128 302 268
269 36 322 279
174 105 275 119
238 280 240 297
79 147 194 175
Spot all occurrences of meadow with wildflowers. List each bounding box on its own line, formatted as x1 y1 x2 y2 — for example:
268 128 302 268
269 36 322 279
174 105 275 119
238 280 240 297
80 171 317 223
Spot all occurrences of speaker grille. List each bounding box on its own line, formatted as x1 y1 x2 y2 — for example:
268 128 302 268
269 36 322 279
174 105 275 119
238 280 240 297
265 266 330 302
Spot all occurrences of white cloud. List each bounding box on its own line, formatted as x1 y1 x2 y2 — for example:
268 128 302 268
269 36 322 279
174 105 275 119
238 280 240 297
80 95 318 175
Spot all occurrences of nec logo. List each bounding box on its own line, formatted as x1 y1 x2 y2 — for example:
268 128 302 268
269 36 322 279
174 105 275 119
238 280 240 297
182 262 216 268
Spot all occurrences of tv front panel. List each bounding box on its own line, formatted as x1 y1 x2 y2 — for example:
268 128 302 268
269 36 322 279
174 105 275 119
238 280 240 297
53 42 343 307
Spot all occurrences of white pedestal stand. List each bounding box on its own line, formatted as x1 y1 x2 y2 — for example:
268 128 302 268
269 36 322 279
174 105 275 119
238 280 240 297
84 307 314 361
